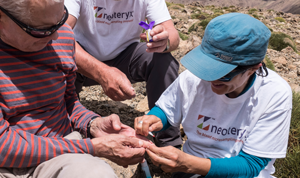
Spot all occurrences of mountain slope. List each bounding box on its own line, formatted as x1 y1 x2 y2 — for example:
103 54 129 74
166 0 300 14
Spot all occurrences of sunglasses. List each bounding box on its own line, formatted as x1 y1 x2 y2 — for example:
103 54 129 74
218 69 248 82
0 5 68 38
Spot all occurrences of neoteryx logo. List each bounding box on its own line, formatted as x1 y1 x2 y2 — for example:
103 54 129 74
197 115 211 131
94 6 104 18
196 114 247 139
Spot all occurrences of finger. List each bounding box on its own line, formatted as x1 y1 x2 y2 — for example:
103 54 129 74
125 137 146 149
141 119 151 136
152 30 169 42
140 33 147 41
150 25 164 37
146 40 167 49
149 121 163 132
106 89 128 101
135 121 145 136
146 148 165 167
119 77 136 99
109 114 122 131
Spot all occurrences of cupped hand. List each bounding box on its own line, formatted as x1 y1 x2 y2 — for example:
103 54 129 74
146 144 189 173
99 66 135 101
134 115 163 137
140 24 169 53
90 114 136 137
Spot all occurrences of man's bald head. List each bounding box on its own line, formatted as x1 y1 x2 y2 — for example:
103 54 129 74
0 0 63 24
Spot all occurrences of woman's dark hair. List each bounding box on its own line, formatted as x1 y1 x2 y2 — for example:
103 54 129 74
235 61 268 77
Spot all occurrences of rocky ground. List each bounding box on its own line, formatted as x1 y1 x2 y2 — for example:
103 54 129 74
78 4 300 178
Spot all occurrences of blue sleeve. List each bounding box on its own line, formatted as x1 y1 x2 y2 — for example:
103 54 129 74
205 150 271 178
147 105 171 132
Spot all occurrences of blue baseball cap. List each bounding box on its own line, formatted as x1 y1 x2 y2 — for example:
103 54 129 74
181 13 271 81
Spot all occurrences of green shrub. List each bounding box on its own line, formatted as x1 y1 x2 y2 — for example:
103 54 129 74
171 16 176 19
274 92 300 177
268 27 273 32
248 8 258 14
166 2 172 7
229 5 235 8
223 7 229 9
228 8 238 12
212 12 223 18
252 14 260 19
213 8 223 14
190 6 198 11
269 32 297 52
199 19 211 30
264 56 275 71
191 13 202 19
275 17 286 22
176 3 185 8
170 5 181 10
188 23 197 33
179 32 188 40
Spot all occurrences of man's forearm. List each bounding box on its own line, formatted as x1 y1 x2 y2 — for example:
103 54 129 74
161 20 179 52
0 125 94 167
74 42 108 83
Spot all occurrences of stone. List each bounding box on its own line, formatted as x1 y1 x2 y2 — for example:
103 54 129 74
290 84 300 92
271 56 287 65
135 97 149 112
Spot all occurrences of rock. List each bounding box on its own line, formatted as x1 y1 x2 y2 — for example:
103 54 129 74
290 83 300 92
135 97 149 112
271 56 287 65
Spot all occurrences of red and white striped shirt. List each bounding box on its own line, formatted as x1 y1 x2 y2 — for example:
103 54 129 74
0 25 98 168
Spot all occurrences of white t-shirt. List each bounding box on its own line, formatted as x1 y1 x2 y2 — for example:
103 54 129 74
156 69 292 178
64 0 171 61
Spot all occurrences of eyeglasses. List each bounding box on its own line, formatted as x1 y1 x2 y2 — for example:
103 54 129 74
218 69 248 82
0 5 68 38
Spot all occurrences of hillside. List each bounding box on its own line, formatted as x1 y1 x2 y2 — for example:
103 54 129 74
166 0 300 14
78 4 300 178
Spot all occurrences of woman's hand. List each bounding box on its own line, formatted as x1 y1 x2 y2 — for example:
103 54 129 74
134 115 163 137
146 144 211 175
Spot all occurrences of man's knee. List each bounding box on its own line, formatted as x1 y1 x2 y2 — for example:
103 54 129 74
58 154 116 177
35 154 117 178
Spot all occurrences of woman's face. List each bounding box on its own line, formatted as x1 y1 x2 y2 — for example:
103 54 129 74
210 64 261 98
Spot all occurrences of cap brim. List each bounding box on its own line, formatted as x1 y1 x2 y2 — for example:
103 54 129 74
180 45 237 81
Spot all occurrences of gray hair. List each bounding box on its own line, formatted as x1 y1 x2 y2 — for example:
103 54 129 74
0 0 64 24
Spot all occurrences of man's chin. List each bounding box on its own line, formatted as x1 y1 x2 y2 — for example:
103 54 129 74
21 44 48 52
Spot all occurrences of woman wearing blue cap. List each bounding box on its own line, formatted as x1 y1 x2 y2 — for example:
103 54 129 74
134 13 292 178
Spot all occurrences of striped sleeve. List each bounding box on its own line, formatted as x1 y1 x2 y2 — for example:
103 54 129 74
64 55 100 138
0 109 94 167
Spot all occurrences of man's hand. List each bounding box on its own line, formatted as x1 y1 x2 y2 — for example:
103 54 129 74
67 15 136 101
90 114 136 138
98 66 136 101
140 19 179 53
91 134 147 167
140 24 169 53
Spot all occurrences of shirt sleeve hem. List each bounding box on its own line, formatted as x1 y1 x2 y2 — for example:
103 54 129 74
242 148 286 158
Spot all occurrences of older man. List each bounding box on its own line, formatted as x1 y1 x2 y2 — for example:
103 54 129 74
65 0 183 148
0 0 149 177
